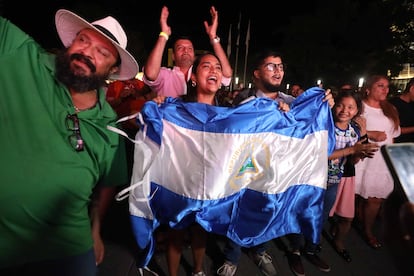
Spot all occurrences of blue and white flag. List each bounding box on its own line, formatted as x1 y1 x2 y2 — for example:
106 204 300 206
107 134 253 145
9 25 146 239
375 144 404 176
117 87 335 267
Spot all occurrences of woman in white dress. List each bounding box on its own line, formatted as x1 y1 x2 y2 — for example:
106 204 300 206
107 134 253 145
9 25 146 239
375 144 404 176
355 75 400 249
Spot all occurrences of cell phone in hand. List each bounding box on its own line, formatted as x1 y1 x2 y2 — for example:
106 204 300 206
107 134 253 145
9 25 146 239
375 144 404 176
381 143 414 203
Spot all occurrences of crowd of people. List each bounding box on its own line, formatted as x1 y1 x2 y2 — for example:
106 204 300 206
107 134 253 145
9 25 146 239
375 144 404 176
1 4 413 276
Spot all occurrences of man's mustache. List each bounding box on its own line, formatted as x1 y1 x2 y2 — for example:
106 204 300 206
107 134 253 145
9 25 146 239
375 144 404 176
70 53 96 73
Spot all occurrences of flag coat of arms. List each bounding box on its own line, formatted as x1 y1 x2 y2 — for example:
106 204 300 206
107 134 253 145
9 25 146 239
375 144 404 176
117 87 335 266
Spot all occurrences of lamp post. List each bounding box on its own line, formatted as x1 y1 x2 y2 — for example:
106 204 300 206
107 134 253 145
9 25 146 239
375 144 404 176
358 77 364 88
358 77 364 92
317 79 322 88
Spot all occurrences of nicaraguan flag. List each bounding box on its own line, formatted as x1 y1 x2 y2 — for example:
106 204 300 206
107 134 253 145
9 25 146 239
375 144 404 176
118 87 335 267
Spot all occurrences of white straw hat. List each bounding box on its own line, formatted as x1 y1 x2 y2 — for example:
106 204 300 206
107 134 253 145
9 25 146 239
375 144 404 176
55 9 139 80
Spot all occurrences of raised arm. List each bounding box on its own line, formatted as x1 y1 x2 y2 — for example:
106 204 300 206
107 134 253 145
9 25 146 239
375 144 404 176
204 6 233 80
143 6 171 81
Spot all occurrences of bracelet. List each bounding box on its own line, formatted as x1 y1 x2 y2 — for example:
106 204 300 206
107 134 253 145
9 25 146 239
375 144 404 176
159 32 169 41
211 36 220 44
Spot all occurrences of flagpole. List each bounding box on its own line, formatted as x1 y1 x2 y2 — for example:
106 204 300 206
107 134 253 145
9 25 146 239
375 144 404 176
243 19 250 88
227 24 232 58
234 12 241 89
227 24 232 91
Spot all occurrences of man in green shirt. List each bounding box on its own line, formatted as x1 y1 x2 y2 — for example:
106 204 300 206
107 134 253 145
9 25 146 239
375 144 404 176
0 9 139 275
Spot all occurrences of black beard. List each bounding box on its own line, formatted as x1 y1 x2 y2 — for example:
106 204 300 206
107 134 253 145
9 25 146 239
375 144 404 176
55 50 108 93
262 81 282 93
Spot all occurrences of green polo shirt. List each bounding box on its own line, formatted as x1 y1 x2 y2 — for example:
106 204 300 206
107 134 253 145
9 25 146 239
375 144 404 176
0 17 128 267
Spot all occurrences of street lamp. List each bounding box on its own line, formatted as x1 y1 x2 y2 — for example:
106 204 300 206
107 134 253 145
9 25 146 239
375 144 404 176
358 77 364 88
317 79 322 88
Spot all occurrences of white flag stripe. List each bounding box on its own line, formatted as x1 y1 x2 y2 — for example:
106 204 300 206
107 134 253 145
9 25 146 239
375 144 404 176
149 120 328 199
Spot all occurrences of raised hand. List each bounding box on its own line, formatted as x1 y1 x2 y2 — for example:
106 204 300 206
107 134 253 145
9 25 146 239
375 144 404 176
160 6 171 37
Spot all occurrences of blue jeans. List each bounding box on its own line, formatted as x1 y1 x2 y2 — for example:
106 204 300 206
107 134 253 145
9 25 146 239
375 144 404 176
223 238 266 265
0 248 97 276
287 233 319 253
323 182 339 222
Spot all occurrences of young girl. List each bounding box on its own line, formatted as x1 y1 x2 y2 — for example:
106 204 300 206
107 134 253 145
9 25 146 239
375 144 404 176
325 89 379 262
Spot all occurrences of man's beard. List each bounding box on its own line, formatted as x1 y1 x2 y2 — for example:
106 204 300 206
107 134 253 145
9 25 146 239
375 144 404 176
177 55 194 68
262 80 282 93
55 50 108 92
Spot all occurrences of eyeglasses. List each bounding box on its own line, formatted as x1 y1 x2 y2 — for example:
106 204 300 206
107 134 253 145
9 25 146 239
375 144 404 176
263 63 285 72
65 114 84 152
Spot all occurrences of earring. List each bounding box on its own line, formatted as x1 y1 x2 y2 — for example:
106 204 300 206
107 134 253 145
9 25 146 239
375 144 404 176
191 81 196 87
110 67 119 75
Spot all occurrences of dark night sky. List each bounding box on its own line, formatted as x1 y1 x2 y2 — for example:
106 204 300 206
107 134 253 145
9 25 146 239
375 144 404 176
3 0 399 88
1 0 315 57
1 0 318 85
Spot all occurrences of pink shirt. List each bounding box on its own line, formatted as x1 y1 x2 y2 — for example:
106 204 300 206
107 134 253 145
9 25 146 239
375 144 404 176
143 66 231 98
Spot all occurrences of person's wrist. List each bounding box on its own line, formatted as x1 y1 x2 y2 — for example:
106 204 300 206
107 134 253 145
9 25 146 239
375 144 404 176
159 31 169 41
211 36 220 44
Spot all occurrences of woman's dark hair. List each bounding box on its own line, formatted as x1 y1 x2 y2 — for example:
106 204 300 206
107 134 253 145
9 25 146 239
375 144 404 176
181 52 221 103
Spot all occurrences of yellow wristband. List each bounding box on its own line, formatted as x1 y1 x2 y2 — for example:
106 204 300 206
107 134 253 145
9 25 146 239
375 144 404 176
159 32 169 40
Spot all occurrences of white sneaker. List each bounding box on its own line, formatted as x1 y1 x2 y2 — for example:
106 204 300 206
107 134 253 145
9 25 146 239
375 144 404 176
250 251 277 276
217 261 237 276
192 271 206 276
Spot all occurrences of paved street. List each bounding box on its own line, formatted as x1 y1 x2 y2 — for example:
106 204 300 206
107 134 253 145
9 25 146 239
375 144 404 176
97 198 406 276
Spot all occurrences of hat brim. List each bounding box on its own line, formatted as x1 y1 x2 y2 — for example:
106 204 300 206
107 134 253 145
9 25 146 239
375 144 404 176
55 9 139 80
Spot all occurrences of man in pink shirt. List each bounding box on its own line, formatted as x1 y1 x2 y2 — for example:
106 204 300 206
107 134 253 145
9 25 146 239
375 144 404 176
143 6 232 97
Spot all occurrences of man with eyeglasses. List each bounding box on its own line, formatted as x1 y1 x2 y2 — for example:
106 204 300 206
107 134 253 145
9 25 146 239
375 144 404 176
217 50 333 276
231 50 295 107
0 9 138 275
